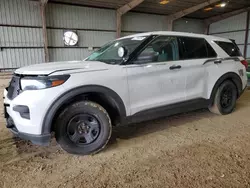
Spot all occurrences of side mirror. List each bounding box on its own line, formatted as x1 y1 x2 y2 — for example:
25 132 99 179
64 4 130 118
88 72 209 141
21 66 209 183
118 46 128 58
133 52 158 64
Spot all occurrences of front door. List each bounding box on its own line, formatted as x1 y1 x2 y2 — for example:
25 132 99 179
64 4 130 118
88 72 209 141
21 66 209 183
126 36 186 115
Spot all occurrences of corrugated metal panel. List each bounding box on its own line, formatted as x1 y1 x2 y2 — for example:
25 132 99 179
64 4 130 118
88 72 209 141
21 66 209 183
173 18 205 34
122 12 165 32
49 48 91 62
0 0 41 26
46 4 116 30
47 29 115 47
0 0 43 69
122 12 205 34
213 31 246 45
0 27 43 47
237 44 244 55
247 29 250 43
246 45 250 58
0 48 44 68
209 12 247 34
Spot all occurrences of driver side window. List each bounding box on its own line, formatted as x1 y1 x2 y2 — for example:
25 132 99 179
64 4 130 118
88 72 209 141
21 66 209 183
134 36 180 64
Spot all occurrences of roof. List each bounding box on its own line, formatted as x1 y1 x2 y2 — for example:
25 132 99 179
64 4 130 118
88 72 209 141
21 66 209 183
48 0 250 19
120 31 231 42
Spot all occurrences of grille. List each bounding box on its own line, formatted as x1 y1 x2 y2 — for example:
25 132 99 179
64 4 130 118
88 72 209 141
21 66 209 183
7 75 21 100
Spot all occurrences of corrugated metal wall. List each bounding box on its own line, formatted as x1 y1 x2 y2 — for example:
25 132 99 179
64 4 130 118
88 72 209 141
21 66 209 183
122 12 165 32
46 3 205 62
0 0 44 69
122 12 205 34
209 12 248 57
46 3 116 62
1 0 206 68
174 19 205 34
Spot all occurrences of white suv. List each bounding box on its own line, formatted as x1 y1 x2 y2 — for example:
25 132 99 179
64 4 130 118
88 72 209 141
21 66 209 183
3 31 248 155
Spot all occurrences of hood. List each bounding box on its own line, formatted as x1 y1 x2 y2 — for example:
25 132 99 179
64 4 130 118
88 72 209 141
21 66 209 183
15 61 109 75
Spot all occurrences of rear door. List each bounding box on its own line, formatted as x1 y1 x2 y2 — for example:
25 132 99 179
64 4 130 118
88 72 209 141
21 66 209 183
178 36 217 100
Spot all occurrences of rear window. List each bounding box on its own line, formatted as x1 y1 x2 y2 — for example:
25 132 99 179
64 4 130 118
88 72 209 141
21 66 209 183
178 37 217 60
179 37 207 59
214 41 242 57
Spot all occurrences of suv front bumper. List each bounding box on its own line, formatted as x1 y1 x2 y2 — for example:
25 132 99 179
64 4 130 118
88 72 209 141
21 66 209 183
4 104 51 146
3 79 65 145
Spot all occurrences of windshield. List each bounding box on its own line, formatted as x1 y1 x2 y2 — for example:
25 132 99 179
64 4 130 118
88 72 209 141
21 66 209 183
85 36 147 64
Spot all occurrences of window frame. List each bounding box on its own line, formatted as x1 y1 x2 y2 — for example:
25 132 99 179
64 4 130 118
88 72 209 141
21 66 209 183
126 35 218 65
205 39 218 58
128 35 182 65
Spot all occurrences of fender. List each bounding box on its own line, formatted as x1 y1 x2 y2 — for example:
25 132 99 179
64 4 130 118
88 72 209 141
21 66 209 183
209 72 242 103
41 85 126 134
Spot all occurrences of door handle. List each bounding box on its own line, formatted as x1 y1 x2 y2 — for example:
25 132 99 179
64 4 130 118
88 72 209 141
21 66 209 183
169 65 182 70
214 60 222 64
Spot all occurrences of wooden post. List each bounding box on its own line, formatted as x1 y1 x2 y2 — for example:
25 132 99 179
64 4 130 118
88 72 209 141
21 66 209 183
116 12 122 38
167 20 173 31
204 22 210 35
244 11 250 58
40 0 49 62
116 0 145 38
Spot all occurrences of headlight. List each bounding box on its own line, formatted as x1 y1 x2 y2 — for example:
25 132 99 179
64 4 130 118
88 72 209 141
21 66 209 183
20 75 70 91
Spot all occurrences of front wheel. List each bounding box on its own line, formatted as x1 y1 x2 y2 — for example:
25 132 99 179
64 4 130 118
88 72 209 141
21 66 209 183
209 80 237 115
55 101 112 155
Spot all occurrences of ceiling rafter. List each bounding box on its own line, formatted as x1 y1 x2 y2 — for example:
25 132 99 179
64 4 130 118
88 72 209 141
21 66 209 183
204 7 250 24
117 0 145 15
166 0 221 21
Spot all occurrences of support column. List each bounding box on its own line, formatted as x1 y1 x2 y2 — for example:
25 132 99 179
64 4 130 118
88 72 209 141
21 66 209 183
244 11 250 58
167 20 173 31
116 12 122 38
204 22 210 35
116 0 145 38
40 0 49 62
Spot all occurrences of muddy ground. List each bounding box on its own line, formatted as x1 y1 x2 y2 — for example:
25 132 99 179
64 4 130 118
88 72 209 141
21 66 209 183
1 75 250 188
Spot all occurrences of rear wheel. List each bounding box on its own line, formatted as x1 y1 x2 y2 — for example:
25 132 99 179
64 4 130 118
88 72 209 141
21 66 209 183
55 101 112 155
209 80 237 115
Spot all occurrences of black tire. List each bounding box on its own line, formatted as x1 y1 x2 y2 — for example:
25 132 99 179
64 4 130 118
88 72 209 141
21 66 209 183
55 101 112 155
209 80 237 115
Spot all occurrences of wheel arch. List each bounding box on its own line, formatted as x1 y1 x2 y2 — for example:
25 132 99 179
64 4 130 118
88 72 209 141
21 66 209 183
209 72 242 104
41 85 127 134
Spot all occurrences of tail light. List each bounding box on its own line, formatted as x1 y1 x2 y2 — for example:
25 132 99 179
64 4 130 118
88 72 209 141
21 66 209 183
241 60 248 69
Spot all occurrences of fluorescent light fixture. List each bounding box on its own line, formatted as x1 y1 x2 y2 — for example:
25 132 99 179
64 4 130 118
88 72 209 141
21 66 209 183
215 2 227 8
160 0 169 5
220 2 226 7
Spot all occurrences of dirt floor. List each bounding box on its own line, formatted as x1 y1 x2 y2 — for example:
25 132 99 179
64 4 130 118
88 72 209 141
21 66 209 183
1 75 250 188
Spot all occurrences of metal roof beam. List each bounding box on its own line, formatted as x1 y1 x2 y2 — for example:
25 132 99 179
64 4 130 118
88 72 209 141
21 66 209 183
204 7 250 25
117 0 145 15
166 0 220 21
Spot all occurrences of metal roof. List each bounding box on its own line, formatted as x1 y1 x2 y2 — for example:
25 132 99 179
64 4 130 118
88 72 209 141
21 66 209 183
48 0 250 19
